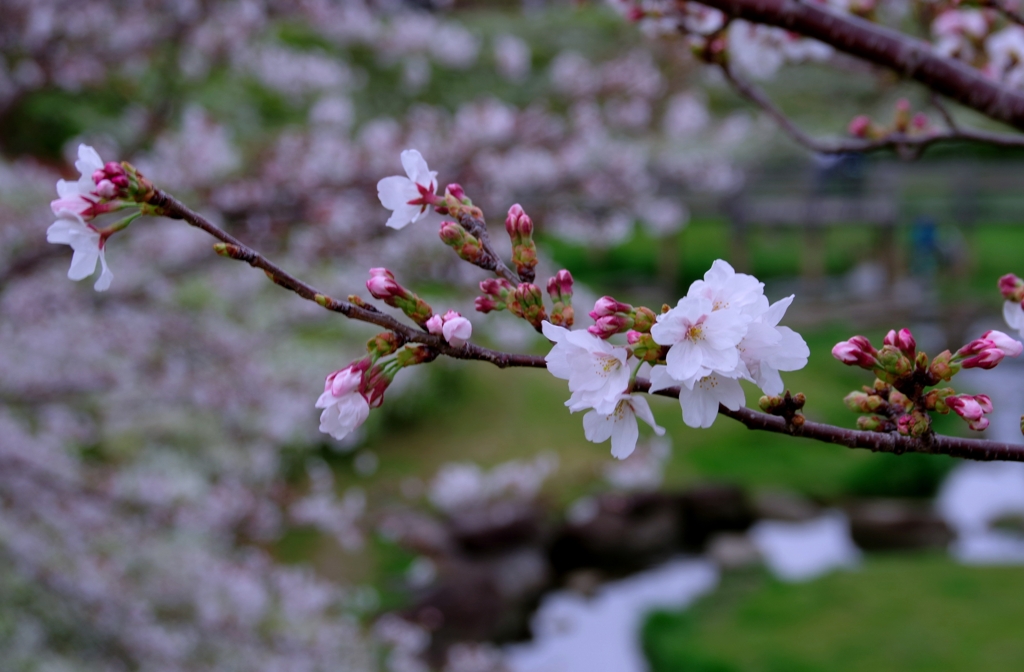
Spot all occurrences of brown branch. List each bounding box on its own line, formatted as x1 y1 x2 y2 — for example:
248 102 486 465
691 0 1024 132
720 64 1024 156
150 190 546 370
152 188 1024 463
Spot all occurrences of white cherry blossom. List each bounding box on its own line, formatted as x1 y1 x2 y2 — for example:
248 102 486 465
50 144 104 218
543 321 630 415
650 295 749 383
45 211 113 291
675 372 746 428
738 295 810 395
583 393 665 459
315 366 370 441
687 258 765 314
376 149 438 230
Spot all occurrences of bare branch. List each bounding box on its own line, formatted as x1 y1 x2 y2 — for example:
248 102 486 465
691 0 1024 132
720 64 1024 155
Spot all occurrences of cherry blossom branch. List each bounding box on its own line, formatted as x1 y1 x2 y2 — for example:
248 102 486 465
720 64 1024 156
149 189 1024 464
690 0 1024 131
149 189 543 370
456 210 521 285
635 379 1024 462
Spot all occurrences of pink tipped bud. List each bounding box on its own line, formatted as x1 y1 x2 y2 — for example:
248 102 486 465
361 363 395 408
475 296 499 313
325 359 371 399
546 270 574 302
590 296 634 319
961 348 1004 369
999 274 1024 302
480 278 514 299
505 204 533 238
445 183 467 202
911 112 929 130
832 336 878 368
366 268 403 299
947 395 985 421
426 314 444 335
588 315 631 339
627 330 643 345
627 6 646 21
975 394 994 414
968 417 990 431
848 115 871 138
981 330 1023 357
883 328 916 358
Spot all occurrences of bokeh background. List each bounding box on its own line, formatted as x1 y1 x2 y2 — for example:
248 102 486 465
4 1 1024 670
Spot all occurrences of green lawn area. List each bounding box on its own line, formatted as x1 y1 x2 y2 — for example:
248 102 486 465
643 556 1024 672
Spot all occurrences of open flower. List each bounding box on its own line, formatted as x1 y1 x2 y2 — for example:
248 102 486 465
686 259 765 314
650 295 749 383
316 362 372 441
738 295 810 395
543 321 630 415
582 393 665 459
649 364 745 429
50 144 105 218
45 211 113 291
376 149 438 230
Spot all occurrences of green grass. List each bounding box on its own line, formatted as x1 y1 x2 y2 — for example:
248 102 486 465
643 556 1024 672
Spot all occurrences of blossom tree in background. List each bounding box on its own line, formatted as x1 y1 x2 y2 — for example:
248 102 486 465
9 0 1024 669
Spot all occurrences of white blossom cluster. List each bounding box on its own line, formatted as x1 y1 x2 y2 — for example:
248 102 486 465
545 261 809 458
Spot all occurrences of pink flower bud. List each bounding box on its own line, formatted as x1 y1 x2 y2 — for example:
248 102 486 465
590 315 633 339
627 330 643 345
999 273 1024 301
981 330 1023 357
911 112 929 130
883 328 916 358
505 203 533 239
947 395 984 421
975 394 994 414
361 364 393 408
426 314 444 335
968 417 990 431
441 314 472 347
480 278 514 298
961 348 1004 369
590 296 633 319
848 115 871 138
366 268 403 299
547 270 574 302
325 358 371 398
832 336 878 368
445 183 467 202
475 296 499 313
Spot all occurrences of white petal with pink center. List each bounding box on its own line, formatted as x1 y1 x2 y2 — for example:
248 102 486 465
583 394 665 459
376 149 438 230
676 372 746 429
315 368 370 441
650 295 749 383
45 211 113 291
687 259 765 315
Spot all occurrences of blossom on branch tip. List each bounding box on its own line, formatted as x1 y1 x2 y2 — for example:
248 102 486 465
651 295 748 382
956 330 1021 369
377 149 438 230
547 270 575 327
832 336 877 369
999 273 1024 302
583 394 665 459
46 211 114 291
947 394 993 431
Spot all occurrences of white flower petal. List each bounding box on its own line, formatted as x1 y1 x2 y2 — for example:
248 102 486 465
610 412 640 459
93 250 113 291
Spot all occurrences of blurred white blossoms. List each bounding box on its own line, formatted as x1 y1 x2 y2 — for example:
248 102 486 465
316 361 371 441
376 149 438 229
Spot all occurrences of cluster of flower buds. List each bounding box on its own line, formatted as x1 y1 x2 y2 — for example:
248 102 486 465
505 204 538 283
546 270 575 327
475 278 515 313
837 325 1021 438
366 268 434 328
426 310 473 348
367 332 403 361
848 99 929 140
507 283 548 330
436 183 484 222
758 391 807 427
439 221 486 265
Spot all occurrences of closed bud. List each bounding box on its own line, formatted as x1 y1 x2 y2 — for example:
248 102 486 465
848 115 872 138
360 363 395 409
897 410 930 438
590 296 633 319
367 332 401 360
883 328 916 359
507 283 548 329
439 221 485 264
631 306 657 333
366 268 433 327
588 315 632 339
844 391 885 413
394 345 436 369
999 274 1024 302
627 331 661 362
445 183 468 203
832 336 878 369
876 345 912 377
857 415 893 432
476 278 515 314
929 350 959 381
505 204 537 282
547 270 575 327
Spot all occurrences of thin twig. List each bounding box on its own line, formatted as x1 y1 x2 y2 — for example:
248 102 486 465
153 188 1024 463
721 64 1024 156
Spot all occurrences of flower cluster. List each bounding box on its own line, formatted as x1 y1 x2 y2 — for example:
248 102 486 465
834 326 1022 436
